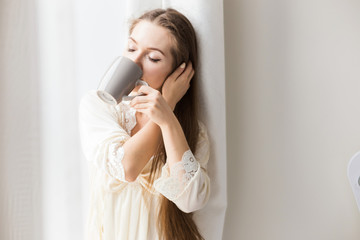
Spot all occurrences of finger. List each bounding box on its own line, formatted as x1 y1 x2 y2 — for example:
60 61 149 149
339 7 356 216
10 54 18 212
133 108 149 116
178 61 193 81
130 95 152 106
187 69 195 83
132 102 152 109
184 61 193 74
184 73 192 86
138 85 155 94
134 107 145 113
169 62 186 81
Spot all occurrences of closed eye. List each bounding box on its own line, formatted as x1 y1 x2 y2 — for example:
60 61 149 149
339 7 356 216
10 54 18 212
148 56 160 63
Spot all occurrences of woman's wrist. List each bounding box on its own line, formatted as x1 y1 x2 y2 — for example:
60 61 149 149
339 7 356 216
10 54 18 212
159 111 178 130
162 95 176 111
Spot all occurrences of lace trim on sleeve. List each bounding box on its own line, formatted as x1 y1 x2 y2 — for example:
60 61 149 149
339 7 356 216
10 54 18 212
105 141 128 182
154 149 200 201
171 150 199 183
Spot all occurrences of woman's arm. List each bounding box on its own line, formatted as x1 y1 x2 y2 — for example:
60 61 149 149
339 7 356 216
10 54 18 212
159 112 190 170
127 62 194 179
121 121 162 182
121 63 192 181
123 91 190 181
153 121 211 213
121 98 187 181
78 90 161 182
159 62 195 170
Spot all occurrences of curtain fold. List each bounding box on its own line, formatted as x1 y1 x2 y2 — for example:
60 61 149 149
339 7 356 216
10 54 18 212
37 0 83 239
0 0 226 239
0 0 42 239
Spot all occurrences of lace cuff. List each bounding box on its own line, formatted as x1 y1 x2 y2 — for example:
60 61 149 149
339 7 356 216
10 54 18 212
154 150 200 201
105 141 128 182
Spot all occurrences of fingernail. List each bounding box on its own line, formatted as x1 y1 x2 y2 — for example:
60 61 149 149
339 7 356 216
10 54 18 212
180 63 186 68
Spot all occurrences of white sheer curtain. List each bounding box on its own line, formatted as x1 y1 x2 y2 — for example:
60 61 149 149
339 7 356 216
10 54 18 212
0 1 42 239
0 0 226 239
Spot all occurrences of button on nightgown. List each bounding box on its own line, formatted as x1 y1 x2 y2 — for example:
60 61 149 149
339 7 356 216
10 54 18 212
78 90 211 240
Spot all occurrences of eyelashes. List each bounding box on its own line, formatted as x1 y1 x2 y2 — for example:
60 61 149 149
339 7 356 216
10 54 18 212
148 57 160 63
127 48 161 63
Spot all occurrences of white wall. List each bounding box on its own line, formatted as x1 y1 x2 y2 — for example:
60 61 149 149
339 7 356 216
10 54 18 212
223 0 360 239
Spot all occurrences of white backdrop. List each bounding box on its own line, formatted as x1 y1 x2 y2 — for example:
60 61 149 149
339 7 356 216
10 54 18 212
0 0 227 239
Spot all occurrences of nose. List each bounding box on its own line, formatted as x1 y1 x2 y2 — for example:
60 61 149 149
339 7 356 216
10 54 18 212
127 52 143 70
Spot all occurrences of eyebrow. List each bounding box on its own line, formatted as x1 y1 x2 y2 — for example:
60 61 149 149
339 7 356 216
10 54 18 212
129 37 166 56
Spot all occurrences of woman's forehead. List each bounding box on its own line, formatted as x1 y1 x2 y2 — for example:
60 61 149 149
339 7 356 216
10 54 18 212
130 21 173 55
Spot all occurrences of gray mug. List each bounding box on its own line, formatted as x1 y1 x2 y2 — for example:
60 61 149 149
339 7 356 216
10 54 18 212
97 56 147 105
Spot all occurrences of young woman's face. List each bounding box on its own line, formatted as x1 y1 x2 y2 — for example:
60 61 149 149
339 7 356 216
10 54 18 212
123 21 174 91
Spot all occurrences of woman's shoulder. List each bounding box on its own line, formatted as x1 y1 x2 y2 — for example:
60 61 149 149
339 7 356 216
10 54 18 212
79 89 103 108
79 90 124 125
80 89 125 111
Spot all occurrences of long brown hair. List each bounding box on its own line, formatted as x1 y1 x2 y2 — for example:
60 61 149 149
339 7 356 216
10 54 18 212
129 8 202 240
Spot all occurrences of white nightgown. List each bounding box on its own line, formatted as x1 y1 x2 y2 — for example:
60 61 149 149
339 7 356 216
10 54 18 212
78 90 211 240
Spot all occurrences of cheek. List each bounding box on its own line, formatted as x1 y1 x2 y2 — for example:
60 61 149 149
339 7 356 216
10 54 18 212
146 64 167 77
143 64 169 86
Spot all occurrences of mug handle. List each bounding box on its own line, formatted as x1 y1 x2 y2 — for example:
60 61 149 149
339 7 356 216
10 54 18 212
121 80 148 101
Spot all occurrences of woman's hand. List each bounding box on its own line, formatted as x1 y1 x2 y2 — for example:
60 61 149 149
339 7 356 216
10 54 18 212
130 85 174 127
162 62 195 110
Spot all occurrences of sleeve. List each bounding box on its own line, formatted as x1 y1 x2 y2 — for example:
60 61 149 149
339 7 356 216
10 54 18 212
78 90 130 183
153 121 211 213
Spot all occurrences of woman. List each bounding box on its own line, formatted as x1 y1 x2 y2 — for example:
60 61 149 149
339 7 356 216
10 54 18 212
79 8 210 240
